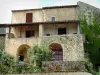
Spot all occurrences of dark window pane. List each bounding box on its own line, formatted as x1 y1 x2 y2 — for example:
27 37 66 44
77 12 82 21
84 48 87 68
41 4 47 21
58 28 66 35
46 34 50 36
19 56 24 61
25 30 34 38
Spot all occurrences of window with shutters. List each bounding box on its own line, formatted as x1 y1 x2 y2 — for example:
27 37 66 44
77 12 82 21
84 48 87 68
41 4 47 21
26 13 33 23
51 17 55 22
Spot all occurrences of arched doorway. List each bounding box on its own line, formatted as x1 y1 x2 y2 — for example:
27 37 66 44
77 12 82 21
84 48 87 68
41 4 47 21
49 43 63 61
17 44 30 62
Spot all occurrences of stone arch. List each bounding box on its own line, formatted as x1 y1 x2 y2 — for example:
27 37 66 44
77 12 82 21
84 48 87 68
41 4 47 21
17 44 30 62
49 43 63 61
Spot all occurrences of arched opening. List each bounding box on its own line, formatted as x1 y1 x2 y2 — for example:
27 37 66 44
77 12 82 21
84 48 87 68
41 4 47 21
49 43 63 61
17 44 30 62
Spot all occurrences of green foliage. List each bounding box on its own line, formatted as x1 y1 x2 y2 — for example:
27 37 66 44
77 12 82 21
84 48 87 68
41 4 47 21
28 45 53 68
81 14 100 73
0 50 16 74
0 45 52 74
15 45 52 73
14 64 42 74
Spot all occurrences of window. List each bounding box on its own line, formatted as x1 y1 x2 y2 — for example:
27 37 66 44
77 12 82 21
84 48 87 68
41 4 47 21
51 17 55 22
25 30 34 38
58 28 66 35
46 34 50 36
87 12 92 25
88 13 92 25
49 43 63 61
26 13 33 23
19 55 24 61
53 49 63 61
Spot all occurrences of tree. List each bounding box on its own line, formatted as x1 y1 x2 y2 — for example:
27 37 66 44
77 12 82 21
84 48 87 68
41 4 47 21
0 45 53 74
28 45 53 68
81 15 100 71
0 50 16 74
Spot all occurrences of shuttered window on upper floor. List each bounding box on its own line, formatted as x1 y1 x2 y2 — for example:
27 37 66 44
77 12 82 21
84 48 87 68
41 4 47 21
51 17 55 22
26 13 33 23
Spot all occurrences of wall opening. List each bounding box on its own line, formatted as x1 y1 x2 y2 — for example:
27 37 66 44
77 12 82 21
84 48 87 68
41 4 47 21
17 44 30 63
58 28 66 35
25 30 34 38
49 43 63 61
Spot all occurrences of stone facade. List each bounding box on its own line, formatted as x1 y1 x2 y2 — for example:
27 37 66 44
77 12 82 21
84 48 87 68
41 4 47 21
41 34 84 61
41 34 85 72
42 61 85 72
3 1 100 74
77 1 100 15
11 7 77 23
5 2 85 72
77 1 100 23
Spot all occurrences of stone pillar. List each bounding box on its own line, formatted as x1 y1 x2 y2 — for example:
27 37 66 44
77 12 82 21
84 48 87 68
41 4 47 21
38 24 44 45
20 26 22 38
39 24 44 37
8 26 11 39
77 24 80 34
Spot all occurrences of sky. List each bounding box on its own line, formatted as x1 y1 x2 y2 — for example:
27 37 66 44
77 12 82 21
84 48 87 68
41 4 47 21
0 0 100 23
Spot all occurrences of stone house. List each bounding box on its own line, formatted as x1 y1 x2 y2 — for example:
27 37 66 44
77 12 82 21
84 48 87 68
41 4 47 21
0 1 99 73
6 5 82 62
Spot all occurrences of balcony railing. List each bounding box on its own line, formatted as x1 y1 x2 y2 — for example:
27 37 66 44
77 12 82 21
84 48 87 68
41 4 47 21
42 34 82 37
6 37 38 46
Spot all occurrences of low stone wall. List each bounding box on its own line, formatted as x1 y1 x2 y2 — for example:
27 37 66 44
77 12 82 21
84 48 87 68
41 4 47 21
42 61 85 72
6 72 92 75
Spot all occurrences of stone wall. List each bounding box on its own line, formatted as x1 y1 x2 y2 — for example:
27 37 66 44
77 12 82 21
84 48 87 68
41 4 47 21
6 72 92 75
11 9 43 23
41 34 84 61
0 35 5 50
42 61 85 72
11 7 77 23
77 1 100 22
43 7 78 22
77 1 100 15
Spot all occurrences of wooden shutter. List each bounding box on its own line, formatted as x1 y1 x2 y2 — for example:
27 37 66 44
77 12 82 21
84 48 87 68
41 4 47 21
26 13 32 23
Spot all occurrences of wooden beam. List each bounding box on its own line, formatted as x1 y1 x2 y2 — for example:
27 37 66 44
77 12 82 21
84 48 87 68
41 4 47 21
8 26 11 39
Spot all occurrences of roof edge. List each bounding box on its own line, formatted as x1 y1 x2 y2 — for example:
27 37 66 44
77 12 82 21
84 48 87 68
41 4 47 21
0 20 80 27
42 5 78 9
12 5 78 12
